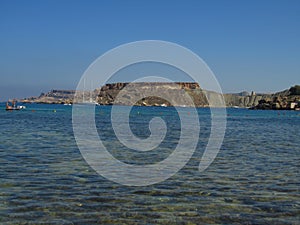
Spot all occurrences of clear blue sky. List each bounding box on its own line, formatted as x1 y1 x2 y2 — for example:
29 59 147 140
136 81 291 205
0 0 299 100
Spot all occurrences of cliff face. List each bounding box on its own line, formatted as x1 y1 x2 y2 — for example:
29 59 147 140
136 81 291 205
224 93 266 108
96 82 209 107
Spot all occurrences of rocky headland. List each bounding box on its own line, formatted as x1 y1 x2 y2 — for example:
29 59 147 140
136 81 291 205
249 85 300 110
20 83 300 110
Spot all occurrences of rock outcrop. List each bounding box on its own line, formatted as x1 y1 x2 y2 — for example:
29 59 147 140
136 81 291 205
96 82 211 107
224 92 265 108
250 85 300 110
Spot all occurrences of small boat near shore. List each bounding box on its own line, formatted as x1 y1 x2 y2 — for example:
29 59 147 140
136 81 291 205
6 100 26 111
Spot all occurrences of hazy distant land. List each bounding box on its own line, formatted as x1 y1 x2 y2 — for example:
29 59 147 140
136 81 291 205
19 83 300 110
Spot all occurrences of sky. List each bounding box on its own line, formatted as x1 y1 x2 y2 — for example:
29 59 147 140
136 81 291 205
0 0 299 100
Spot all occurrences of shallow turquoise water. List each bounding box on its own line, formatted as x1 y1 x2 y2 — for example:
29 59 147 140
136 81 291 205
0 103 299 224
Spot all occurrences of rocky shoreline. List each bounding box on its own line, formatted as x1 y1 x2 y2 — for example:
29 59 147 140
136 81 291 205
249 85 300 110
20 83 300 110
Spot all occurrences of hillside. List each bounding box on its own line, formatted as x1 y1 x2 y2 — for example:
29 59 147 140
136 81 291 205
250 85 300 110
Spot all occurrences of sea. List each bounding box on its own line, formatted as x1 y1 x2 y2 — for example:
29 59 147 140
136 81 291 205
0 103 299 224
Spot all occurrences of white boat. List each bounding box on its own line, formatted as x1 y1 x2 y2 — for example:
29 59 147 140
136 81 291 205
6 100 25 110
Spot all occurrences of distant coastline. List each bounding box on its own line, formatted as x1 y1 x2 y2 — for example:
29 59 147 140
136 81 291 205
18 83 300 110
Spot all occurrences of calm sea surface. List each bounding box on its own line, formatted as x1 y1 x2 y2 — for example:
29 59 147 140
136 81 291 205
0 103 299 224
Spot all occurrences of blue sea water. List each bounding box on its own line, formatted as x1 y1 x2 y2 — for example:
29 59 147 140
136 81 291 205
0 103 299 224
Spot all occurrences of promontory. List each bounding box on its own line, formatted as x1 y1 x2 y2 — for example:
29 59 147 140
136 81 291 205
20 83 300 110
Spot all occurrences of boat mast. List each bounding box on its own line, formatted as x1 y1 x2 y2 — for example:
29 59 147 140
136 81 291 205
83 78 85 103
90 81 92 103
